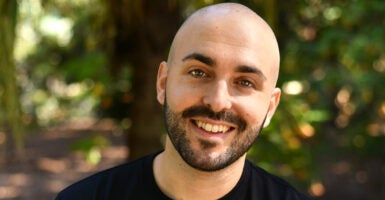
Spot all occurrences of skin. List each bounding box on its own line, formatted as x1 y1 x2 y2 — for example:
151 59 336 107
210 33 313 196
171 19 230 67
154 3 281 200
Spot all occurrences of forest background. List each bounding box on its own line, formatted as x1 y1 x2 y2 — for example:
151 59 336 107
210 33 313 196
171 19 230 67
0 0 384 199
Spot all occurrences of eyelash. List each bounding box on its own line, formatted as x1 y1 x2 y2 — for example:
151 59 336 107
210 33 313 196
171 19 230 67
237 79 255 88
188 69 208 78
188 69 258 90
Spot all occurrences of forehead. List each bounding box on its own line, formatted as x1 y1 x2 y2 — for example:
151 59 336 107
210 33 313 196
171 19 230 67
168 7 280 87
173 22 272 73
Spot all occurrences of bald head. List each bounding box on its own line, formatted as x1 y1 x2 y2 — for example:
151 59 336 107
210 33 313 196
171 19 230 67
167 3 280 88
157 4 282 169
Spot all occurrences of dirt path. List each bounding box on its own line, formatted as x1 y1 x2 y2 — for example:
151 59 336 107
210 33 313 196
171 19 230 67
0 119 127 200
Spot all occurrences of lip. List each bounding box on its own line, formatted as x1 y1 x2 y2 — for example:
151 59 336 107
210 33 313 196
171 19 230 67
189 118 236 139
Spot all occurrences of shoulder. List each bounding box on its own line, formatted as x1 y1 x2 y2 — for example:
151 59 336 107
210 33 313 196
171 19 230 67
245 160 311 200
55 153 156 200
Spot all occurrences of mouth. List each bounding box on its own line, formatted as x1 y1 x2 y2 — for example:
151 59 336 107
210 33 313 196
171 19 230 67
192 119 235 134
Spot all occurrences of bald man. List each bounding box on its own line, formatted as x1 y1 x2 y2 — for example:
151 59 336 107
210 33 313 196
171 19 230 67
56 3 310 200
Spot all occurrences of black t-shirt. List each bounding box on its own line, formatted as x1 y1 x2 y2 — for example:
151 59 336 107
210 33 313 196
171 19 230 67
56 152 310 200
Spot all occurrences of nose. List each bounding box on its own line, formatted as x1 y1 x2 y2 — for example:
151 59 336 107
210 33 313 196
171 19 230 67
202 80 232 112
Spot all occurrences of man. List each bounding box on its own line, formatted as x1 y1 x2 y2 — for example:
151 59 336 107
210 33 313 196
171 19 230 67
56 3 310 200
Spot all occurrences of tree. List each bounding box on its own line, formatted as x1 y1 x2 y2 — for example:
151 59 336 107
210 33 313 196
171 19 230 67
102 0 184 160
0 0 24 162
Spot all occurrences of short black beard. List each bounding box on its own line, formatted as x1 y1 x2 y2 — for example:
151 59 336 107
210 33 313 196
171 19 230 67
163 97 266 172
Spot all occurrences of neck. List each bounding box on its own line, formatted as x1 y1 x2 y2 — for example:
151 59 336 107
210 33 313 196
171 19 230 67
153 138 246 200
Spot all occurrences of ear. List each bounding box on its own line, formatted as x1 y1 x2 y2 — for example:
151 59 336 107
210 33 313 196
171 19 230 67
156 61 168 105
263 88 281 128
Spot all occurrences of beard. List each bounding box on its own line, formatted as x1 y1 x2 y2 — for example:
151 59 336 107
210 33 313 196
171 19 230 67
164 99 266 172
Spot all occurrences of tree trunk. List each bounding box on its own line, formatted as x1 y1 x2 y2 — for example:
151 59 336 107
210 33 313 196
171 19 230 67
263 0 277 32
0 1 24 161
103 0 183 160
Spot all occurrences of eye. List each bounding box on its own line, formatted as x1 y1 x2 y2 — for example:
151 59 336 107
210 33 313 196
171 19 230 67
188 69 207 78
237 79 255 88
235 78 258 89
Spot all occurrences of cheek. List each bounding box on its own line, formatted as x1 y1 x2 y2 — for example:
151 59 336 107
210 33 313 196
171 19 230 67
166 81 202 112
235 95 270 124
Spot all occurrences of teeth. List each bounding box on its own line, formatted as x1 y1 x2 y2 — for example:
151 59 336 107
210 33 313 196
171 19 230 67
196 120 230 133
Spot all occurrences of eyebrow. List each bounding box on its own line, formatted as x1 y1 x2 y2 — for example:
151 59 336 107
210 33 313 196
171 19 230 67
182 52 266 81
182 53 216 66
236 65 267 81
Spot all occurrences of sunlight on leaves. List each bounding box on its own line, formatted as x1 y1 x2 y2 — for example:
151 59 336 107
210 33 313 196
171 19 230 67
299 123 315 138
373 55 385 72
309 181 325 197
71 135 110 165
39 15 73 46
282 80 308 95
303 110 330 122
323 7 342 21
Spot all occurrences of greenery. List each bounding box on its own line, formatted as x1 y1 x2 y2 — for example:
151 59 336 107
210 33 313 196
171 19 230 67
71 135 110 165
0 0 384 199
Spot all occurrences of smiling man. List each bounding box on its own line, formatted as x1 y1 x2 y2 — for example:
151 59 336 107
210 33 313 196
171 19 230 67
56 3 309 200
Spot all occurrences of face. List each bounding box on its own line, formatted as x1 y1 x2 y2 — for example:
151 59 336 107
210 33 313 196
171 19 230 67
157 14 280 171
164 100 266 171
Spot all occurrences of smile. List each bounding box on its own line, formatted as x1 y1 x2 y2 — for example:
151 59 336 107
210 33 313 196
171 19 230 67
194 120 233 133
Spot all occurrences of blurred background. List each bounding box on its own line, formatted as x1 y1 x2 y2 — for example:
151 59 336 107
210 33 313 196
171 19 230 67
0 0 384 199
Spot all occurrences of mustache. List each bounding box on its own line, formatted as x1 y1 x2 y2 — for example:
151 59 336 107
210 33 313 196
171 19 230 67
181 105 247 132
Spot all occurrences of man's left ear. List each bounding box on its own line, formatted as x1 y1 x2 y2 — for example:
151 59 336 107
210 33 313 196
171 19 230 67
263 88 281 128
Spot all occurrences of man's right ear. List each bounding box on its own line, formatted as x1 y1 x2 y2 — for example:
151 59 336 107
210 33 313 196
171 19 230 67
156 61 168 105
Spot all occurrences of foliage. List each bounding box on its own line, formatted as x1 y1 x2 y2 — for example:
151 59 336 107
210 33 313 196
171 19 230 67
12 0 126 127
248 0 385 196
71 135 110 165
